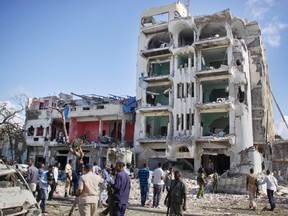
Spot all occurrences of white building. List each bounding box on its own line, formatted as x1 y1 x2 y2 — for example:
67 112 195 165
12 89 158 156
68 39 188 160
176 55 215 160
134 2 274 173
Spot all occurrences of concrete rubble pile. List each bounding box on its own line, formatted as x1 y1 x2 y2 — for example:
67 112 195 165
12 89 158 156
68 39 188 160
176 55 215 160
46 171 288 215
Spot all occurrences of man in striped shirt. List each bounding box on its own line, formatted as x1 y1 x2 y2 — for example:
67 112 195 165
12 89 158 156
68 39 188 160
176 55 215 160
138 163 150 206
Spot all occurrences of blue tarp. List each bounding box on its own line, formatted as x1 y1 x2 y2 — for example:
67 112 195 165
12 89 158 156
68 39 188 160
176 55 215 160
122 97 136 113
64 106 69 119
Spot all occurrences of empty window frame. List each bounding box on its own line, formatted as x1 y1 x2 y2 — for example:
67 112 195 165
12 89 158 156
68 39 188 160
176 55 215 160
202 79 228 103
201 47 228 70
148 58 170 77
178 29 194 47
199 23 227 40
186 113 194 130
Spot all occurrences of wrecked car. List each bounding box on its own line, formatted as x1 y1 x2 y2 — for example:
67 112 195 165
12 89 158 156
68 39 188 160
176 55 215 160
0 160 41 215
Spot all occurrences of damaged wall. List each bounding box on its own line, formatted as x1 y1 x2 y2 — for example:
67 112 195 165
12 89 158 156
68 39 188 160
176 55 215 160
272 141 288 177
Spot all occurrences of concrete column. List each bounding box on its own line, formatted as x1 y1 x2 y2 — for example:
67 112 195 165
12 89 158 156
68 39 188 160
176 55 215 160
99 119 103 136
49 126 52 140
168 112 173 137
121 117 126 143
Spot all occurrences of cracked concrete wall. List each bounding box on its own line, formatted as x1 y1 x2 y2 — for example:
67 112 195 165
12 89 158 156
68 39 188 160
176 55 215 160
246 22 274 147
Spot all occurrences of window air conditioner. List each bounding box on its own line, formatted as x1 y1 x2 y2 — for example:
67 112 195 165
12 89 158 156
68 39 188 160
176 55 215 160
217 98 226 102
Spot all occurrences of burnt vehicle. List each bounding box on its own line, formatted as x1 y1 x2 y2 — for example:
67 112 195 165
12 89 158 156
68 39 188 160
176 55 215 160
0 160 41 215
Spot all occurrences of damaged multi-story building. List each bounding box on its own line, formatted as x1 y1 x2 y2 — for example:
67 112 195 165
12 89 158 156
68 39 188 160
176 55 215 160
134 2 274 173
24 93 136 168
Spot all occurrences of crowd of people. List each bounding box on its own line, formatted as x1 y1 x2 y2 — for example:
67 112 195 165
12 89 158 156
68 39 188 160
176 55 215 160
25 157 280 216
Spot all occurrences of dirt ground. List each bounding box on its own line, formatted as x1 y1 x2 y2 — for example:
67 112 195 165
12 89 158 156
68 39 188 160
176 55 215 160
46 179 288 216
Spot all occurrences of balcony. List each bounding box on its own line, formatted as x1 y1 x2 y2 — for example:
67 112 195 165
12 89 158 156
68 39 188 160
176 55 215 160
138 136 166 144
141 46 171 58
196 100 233 112
138 105 171 114
195 65 230 77
195 134 235 146
26 136 46 146
194 36 231 49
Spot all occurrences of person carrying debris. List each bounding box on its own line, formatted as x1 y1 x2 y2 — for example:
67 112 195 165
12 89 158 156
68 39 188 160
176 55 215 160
196 167 206 199
258 170 278 211
164 170 187 216
246 168 258 210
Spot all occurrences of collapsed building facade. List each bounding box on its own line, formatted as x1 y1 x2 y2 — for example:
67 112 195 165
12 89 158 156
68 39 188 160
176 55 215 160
24 93 135 168
134 2 274 173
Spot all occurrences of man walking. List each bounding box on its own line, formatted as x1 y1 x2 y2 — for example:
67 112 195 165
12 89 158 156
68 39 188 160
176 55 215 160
98 162 109 208
38 165 51 214
27 158 38 195
246 168 257 210
258 170 278 211
138 163 150 206
53 162 61 194
47 165 56 200
164 171 187 216
77 163 104 216
164 167 174 192
152 163 164 208
112 161 131 216
196 167 206 199
65 159 73 197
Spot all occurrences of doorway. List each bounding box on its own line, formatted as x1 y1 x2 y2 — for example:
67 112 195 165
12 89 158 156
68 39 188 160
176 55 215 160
202 154 230 175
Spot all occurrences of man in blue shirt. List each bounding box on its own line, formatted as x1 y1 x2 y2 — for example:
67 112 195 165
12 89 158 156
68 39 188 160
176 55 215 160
112 162 130 216
138 163 150 206
39 165 54 214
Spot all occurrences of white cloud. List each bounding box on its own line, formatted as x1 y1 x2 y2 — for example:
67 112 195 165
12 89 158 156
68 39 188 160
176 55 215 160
262 20 288 47
246 0 275 20
274 116 288 140
251 7 269 20
11 85 31 97
247 0 275 6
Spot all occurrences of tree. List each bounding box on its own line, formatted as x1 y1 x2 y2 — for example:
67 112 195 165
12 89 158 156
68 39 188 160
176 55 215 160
0 95 27 163
49 94 84 163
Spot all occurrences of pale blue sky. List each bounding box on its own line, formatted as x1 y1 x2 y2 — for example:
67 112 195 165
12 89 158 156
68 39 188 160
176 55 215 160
0 0 288 135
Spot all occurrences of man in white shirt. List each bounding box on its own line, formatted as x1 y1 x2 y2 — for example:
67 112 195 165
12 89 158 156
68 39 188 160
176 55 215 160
152 163 164 208
258 170 278 211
